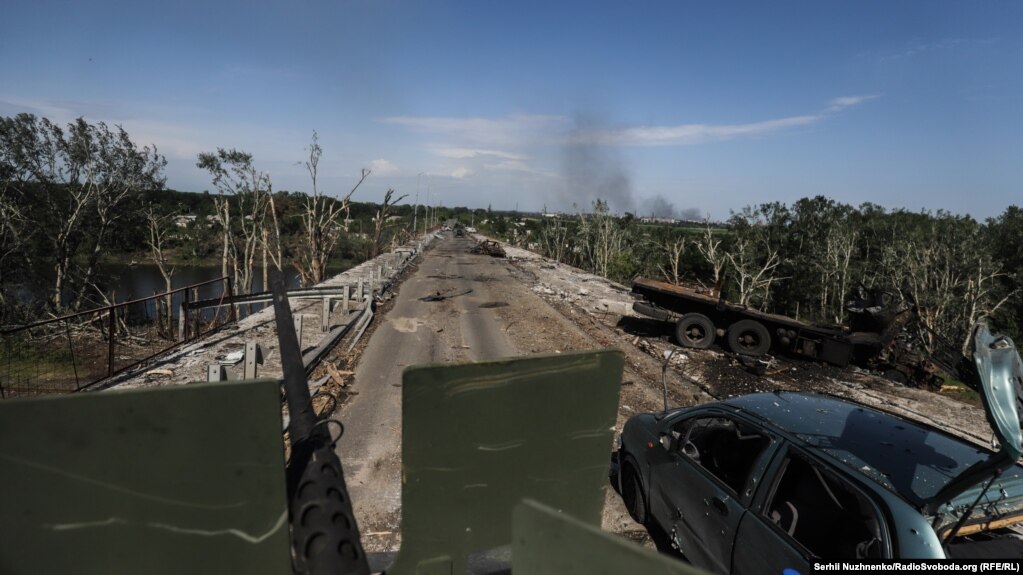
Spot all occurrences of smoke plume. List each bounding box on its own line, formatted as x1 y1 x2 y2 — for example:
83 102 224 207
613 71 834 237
558 113 633 214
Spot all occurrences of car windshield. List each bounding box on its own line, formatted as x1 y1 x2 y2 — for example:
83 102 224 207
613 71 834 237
734 393 1023 507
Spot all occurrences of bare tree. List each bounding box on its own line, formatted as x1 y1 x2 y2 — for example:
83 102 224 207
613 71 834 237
261 184 283 293
537 208 569 263
726 235 783 308
296 132 369 286
0 180 30 312
145 204 176 337
196 149 271 296
694 220 727 292
657 233 687 285
371 188 408 258
576 199 627 279
725 210 785 309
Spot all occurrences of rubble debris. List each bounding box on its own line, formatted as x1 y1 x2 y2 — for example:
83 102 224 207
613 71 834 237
470 239 506 258
736 355 770 375
420 289 473 302
326 362 353 387
216 350 245 364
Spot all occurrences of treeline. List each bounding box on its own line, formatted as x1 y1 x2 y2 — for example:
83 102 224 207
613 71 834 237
484 197 1022 354
0 116 416 322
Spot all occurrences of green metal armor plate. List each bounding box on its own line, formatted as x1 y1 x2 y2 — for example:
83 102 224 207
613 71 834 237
0 379 290 575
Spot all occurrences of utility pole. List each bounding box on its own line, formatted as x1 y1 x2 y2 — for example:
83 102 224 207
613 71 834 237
425 185 432 234
414 172 423 235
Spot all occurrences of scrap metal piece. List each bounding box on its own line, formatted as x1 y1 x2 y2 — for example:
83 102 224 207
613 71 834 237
470 239 506 257
387 349 624 575
419 288 473 302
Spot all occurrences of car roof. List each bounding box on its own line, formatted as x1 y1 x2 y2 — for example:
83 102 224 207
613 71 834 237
720 392 1022 508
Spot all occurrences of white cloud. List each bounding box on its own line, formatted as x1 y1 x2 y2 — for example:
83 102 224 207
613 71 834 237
435 147 527 161
386 96 876 152
450 167 473 179
0 96 75 121
380 114 566 146
574 96 878 146
368 158 398 176
598 114 821 146
827 94 880 111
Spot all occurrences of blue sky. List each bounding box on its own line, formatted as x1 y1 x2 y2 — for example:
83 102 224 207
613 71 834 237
2 1 1020 220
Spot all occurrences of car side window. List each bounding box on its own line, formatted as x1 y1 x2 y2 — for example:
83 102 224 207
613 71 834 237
679 416 770 494
766 453 888 559
669 418 693 450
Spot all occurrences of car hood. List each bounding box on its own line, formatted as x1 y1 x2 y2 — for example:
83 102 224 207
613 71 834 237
924 322 1023 516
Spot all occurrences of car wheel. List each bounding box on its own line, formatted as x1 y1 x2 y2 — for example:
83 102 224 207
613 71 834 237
622 463 648 525
675 314 715 349
727 319 771 356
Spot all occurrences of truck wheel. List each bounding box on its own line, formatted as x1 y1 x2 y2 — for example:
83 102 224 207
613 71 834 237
675 314 715 349
727 320 771 356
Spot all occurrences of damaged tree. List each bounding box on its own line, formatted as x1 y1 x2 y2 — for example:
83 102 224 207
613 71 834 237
694 220 727 293
0 114 166 312
196 148 272 297
371 188 408 258
144 203 176 338
725 207 786 310
296 132 370 287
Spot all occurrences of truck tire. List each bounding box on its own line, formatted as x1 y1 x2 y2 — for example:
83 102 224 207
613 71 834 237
727 319 771 356
675 314 715 349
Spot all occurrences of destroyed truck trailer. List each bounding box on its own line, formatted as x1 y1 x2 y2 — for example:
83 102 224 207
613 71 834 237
630 276 911 368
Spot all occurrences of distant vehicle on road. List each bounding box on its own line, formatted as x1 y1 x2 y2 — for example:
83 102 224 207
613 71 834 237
617 323 1023 573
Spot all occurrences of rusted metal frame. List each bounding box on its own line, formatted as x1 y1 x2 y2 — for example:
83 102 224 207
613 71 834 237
0 276 229 337
73 278 231 393
185 286 354 310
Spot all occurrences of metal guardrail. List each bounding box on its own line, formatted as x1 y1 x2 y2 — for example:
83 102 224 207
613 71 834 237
0 277 233 399
1 244 424 399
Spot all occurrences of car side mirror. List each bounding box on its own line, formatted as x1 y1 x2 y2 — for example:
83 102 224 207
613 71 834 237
659 433 672 450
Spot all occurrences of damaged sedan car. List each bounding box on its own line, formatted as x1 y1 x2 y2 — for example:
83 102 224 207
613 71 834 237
617 322 1023 573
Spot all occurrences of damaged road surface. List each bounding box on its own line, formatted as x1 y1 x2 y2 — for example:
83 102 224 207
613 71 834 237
332 234 621 568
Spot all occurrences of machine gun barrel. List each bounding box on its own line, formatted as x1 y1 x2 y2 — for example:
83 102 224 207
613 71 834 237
271 271 370 575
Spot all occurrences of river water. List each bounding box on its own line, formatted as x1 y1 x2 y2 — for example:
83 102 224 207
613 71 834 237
98 263 304 302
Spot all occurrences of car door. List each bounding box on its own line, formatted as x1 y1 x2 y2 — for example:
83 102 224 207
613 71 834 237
732 446 891 575
650 415 771 574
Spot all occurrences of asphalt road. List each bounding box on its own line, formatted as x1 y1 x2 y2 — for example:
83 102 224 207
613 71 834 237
333 234 523 560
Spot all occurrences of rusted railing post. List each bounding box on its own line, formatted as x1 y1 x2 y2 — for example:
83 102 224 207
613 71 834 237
107 307 116 378
65 320 81 391
226 276 237 323
179 288 190 341
192 287 200 337
0 335 7 400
